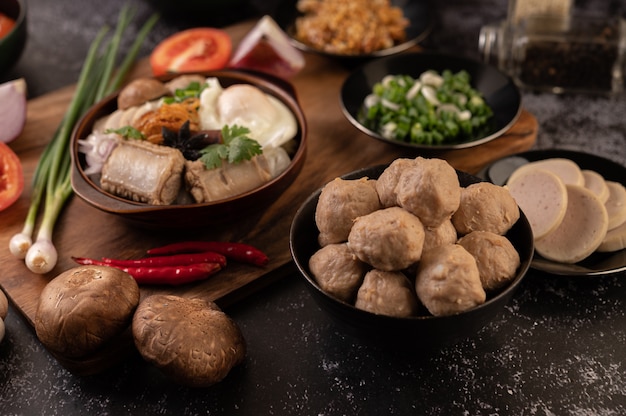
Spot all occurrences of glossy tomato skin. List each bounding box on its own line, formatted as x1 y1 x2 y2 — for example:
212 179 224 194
0 13 16 39
150 28 232 76
0 142 24 211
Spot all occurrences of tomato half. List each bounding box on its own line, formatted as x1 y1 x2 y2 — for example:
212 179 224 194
0 142 24 211
0 13 15 39
150 28 232 76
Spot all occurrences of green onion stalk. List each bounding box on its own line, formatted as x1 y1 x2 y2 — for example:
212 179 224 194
9 6 159 274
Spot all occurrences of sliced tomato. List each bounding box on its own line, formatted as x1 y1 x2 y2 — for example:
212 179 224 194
150 28 232 76
0 142 24 211
0 13 15 39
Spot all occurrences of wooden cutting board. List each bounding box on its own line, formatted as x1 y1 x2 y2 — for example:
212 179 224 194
0 20 537 373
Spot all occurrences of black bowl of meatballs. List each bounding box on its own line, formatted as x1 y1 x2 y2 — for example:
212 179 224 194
289 157 534 349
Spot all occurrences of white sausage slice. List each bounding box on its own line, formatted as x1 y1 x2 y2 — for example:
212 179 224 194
506 168 567 240
508 158 584 187
604 181 626 230
535 185 608 264
598 220 626 252
582 169 609 203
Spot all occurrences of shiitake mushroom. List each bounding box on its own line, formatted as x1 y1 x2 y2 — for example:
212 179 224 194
34 267 246 384
34 265 140 359
117 78 170 110
0 289 7 343
0 288 7 320
132 294 246 388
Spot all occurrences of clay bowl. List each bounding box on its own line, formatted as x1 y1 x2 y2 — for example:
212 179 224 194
70 70 307 228
289 163 534 349
0 0 27 74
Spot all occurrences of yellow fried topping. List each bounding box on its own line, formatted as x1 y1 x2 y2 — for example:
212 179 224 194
134 98 200 144
294 0 409 55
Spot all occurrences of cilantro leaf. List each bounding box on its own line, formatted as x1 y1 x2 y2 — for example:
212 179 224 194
198 124 263 170
199 143 230 169
222 124 251 144
163 81 207 104
105 126 145 140
227 136 262 164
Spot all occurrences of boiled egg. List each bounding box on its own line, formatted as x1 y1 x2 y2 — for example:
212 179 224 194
198 78 297 148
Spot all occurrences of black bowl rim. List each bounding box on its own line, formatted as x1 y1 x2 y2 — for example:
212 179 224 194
0 0 27 74
272 0 434 60
340 51 523 150
289 162 534 326
70 69 308 216
0 0 26 32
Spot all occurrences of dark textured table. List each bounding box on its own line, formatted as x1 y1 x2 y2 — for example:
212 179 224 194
2 1 626 415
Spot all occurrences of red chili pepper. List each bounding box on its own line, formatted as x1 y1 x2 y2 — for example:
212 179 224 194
100 251 227 268
71 257 222 285
147 241 269 267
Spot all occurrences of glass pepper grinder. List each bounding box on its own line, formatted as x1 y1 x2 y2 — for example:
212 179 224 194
479 0 626 95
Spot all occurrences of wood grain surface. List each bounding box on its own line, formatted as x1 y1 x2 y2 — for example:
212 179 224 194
0 20 537 372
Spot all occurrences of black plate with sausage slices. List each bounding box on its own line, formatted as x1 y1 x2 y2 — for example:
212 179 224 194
483 149 626 276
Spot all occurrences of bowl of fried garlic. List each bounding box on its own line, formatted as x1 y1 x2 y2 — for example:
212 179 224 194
273 0 433 61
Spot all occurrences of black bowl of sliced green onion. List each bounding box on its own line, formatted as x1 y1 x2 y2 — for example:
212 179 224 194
340 51 522 150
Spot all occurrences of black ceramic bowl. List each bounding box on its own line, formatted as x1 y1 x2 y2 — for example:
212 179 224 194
273 0 433 61
70 70 307 228
290 163 534 348
0 0 27 74
341 51 522 150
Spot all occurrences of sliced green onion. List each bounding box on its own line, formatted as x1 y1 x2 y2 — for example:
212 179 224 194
358 70 494 145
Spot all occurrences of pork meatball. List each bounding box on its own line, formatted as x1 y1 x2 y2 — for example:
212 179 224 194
315 177 382 246
423 219 458 252
375 158 416 207
355 269 419 318
309 243 368 302
457 231 521 291
348 206 425 271
452 182 520 235
415 244 486 317
395 157 461 227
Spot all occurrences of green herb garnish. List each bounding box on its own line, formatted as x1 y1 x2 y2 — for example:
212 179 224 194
199 125 262 169
358 70 494 145
163 81 207 104
105 125 145 140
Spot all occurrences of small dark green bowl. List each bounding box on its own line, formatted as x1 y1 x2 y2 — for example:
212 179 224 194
0 0 27 75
